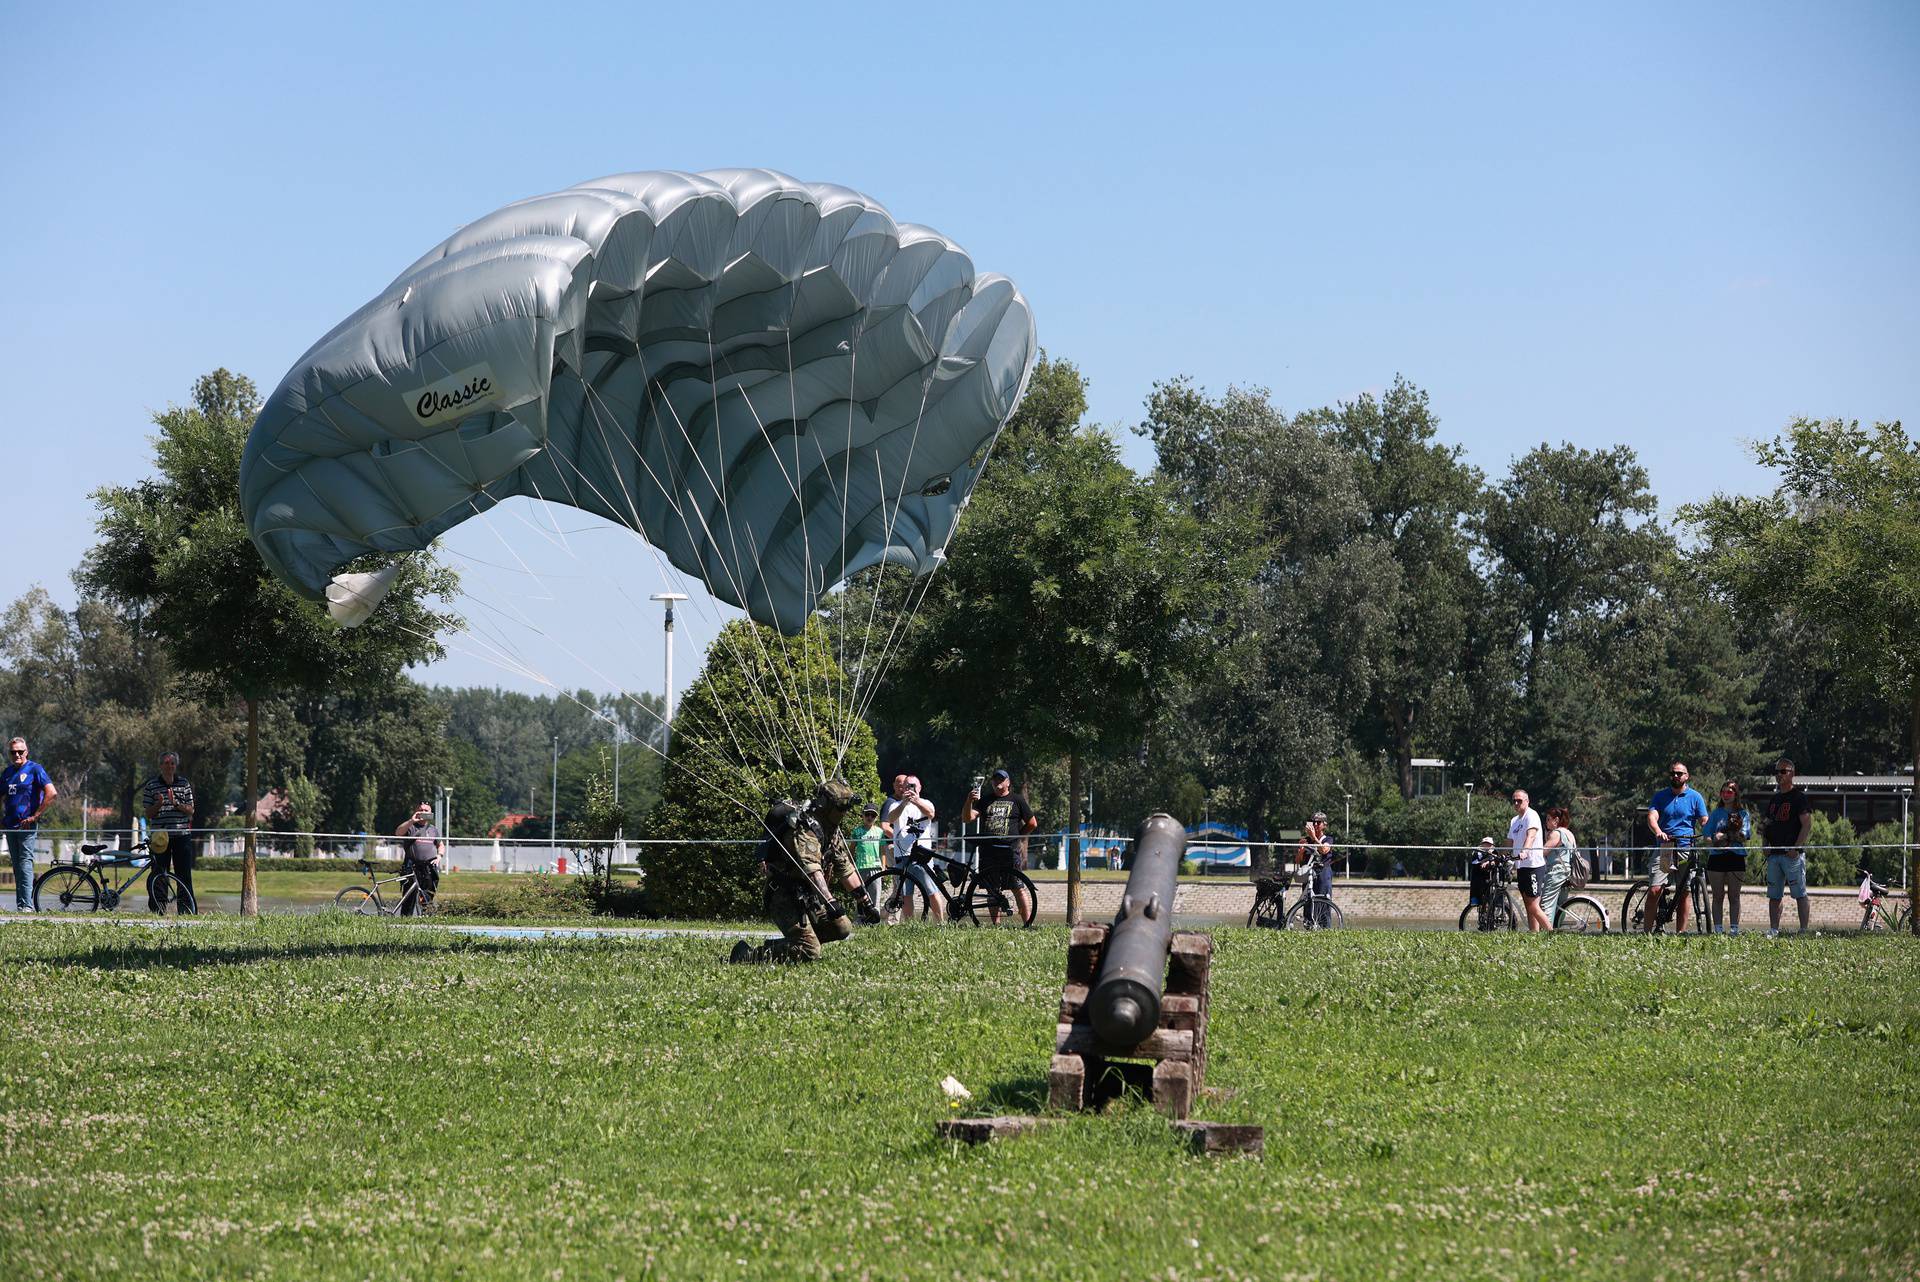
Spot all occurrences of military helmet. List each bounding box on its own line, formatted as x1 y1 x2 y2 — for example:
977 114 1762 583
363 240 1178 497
811 778 857 812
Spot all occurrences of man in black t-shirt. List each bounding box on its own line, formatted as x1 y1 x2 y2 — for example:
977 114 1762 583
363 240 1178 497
1760 758 1814 936
140 752 197 914
962 769 1036 924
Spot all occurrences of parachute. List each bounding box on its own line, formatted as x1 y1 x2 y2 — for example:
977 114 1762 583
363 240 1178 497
241 169 1037 634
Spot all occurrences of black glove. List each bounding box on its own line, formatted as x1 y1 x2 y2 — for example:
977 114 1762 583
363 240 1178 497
856 898 882 925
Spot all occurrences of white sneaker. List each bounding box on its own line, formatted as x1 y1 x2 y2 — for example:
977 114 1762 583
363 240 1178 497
1728 925 1740 936
1765 928 1780 938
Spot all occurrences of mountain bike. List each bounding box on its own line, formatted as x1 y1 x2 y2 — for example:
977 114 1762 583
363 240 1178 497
33 842 196 916
867 844 1038 928
333 859 435 916
1621 844 1709 934
1858 873 1913 932
1277 856 1343 929
1459 853 1519 931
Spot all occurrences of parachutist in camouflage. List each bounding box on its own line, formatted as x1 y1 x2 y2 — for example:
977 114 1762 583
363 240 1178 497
731 779 883 965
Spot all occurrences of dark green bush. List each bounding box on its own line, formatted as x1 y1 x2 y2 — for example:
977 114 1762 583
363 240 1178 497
1361 798 1486 879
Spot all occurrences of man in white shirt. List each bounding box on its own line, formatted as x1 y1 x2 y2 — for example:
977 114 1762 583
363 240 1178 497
879 773 942 922
1508 789 1550 931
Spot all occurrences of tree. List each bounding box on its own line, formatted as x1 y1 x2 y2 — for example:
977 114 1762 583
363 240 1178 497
1476 443 1667 698
1682 418 1920 932
890 372 1219 919
1308 377 1484 798
82 370 458 913
644 619 882 920
1137 378 1389 847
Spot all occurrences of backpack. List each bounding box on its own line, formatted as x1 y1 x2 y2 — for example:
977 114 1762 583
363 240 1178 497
1563 831 1591 890
758 799 806 872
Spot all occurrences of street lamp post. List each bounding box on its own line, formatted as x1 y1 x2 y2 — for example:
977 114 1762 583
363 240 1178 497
1902 787 1912 889
1343 792 1353 877
1464 782 1475 817
550 735 558 851
651 593 688 755
442 785 454 852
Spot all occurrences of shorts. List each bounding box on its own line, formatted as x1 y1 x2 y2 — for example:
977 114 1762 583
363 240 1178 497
1516 866 1542 898
1646 846 1681 888
1705 847 1747 873
977 845 1020 886
1766 852 1807 900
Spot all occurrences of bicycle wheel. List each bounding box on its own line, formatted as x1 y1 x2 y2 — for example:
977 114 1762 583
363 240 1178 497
866 870 930 924
1249 889 1286 929
1690 877 1712 934
1457 903 1477 931
961 871 1038 928
147 872 196 917
1554 895 1609 933
1621 881 1651 933
1284 896 1342 930
33 865 101 913
1488 894 1519 931
332 886 383 915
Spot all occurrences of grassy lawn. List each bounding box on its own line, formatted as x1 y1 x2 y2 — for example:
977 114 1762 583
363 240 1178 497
0 920 1914 1280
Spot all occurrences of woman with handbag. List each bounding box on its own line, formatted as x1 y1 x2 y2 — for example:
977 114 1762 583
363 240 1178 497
1539 807 1580 929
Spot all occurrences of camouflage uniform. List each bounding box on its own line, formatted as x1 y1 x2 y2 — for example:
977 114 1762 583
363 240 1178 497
752 780 861 964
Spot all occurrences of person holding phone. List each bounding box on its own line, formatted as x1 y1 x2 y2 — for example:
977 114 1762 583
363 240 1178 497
880 773 942 921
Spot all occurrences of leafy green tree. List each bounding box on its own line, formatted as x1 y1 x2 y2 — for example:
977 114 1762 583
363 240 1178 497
891 388 1219 919
1308 377 1484 798
644 618 881 919
284 772 322 856
1682 418 1920 930
82 369 458 912
1476 443 1668 698
1137 378 1388 849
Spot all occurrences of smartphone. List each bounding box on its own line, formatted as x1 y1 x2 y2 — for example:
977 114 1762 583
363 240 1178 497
971 774 985 796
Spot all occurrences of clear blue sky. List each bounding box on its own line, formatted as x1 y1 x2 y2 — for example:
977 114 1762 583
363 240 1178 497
3 0 1915 707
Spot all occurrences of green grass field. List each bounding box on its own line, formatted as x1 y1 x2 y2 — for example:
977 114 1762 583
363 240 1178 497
0 919 1914 1280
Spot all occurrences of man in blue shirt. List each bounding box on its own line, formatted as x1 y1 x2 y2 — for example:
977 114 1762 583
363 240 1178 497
1644 759 1708 933
3 737 57 911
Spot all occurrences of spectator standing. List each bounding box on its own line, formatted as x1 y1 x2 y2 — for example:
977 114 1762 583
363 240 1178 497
394 801 444 916
140 752 197 914
962 768 1037 925
1760 759 1813 937
879 773 942 922
2 737 55 911
1298 812 1334 926
1645 761 1708 934
853 804 884 882
1703 779 1751 935
1508 790 1548 931
1539 806 1578 929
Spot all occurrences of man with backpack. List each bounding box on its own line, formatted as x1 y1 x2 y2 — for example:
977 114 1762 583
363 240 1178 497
732 779 882 964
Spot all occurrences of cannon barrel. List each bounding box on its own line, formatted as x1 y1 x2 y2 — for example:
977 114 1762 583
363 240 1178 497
1089 813 1186 1049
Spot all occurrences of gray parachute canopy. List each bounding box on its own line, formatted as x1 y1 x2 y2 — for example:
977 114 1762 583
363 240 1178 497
241 169 1036 632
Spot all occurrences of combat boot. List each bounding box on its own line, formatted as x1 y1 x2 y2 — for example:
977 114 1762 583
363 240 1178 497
728 940 756 965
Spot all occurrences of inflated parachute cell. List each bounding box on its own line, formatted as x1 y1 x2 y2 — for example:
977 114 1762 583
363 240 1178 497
241 169 1037 632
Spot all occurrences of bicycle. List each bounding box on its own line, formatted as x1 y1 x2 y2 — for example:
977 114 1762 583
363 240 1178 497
1459 853 1520 932
33 841 197 916
1621 844 1709 935
1248 855 1343 930
333 859 435 916
867 844 1038 928
1858 874 1913 932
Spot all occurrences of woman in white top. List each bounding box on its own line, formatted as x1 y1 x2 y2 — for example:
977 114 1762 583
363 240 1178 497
1508 789 1549 931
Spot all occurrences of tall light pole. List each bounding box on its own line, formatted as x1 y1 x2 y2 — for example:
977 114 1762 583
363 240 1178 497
550 735 559 849
1343 791 1353 878
1902 787 1912 888
651 593 688 755
441 785 453 840
1463 782 1475 817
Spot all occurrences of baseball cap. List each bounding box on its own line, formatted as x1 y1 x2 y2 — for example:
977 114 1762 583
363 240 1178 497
861 803 879 816
991 768 1010 782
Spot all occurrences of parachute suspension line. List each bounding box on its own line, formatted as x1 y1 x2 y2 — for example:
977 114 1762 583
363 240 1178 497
838 386 1022 771
695 315 841 782
564 378 814 783
616 343 823 773
697 321 825 784
540 409 794 775
576 373 817 777
832 374 939 767
628 337 825 783
432 545 774 811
